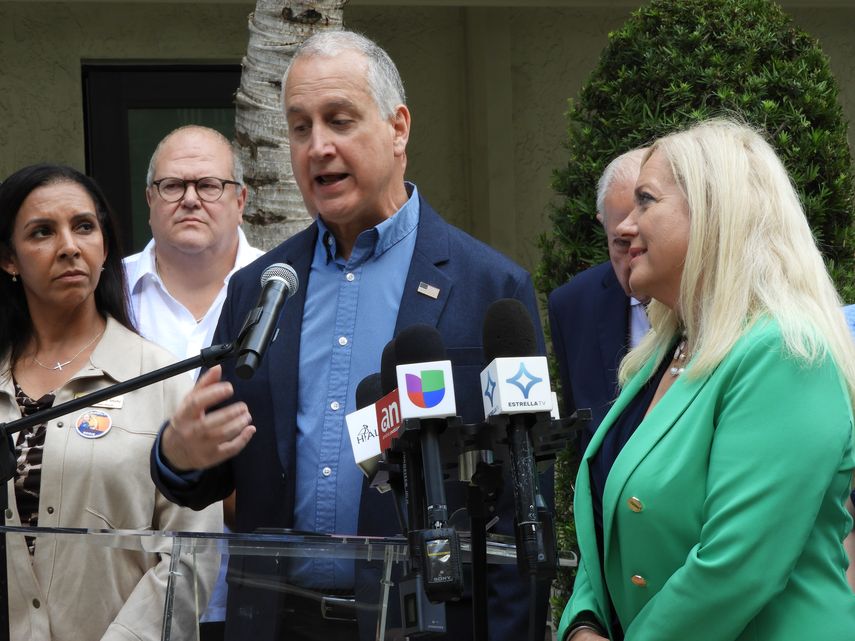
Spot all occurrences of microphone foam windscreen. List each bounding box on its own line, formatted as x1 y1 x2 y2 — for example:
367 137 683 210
355 373 384 409
395 324 447 365
482 298 538 360
260 263 299 296
380 338 398 395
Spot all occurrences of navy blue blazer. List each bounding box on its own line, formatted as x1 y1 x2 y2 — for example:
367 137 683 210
152 195 548 641
547 261 630 454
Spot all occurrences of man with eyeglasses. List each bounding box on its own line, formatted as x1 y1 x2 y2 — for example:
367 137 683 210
123 125 265 362
123 125 264 641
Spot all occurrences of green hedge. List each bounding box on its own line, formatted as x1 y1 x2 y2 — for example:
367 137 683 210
539 0 855 301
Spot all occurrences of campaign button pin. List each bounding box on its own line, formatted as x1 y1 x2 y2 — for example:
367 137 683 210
75 409 112 439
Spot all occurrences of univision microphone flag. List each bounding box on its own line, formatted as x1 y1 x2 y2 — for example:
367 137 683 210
395 360 457 420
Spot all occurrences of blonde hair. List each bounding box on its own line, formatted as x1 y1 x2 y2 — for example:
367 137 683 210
619 118 855 409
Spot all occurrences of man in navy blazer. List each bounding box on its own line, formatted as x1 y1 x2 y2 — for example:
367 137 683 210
548 149 648 456
151 30 547 641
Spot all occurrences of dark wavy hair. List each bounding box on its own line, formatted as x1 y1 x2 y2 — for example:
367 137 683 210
0 164 134 367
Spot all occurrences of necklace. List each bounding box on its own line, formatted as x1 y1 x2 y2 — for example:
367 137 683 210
32 328 105 372
669 335 690 377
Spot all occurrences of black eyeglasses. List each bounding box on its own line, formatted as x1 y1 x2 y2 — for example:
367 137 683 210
151 177 242 203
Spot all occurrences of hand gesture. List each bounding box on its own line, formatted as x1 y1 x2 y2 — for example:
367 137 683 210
161 365 255 471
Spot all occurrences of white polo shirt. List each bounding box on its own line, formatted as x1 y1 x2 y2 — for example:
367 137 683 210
123 228 265 361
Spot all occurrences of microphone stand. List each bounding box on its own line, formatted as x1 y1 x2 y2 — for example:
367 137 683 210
482 408 591 641
395 422 447 638
0 341 239 641
376 414 465 638
454 420 502 641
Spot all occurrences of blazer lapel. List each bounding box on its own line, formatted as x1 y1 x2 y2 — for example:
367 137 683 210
575 350 710 628
601 357 712 559
573 456 609 621
597 269 631 400
573 354 654 624
267 223 317 475
362 198 451 531
393 198 452 332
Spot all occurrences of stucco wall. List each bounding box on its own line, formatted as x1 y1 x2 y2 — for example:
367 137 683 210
790 8 855 151
1 1 854 274
345 5 633 271
0 2 253 176
507 5 631 269
346 6 471 233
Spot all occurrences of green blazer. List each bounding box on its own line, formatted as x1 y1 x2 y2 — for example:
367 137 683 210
558 321 855 641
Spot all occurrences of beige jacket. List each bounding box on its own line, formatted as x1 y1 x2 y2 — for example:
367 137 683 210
1 317 222 641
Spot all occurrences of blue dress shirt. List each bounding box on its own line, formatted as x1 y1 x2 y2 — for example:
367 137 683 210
291 184 420 589
844 305 855 337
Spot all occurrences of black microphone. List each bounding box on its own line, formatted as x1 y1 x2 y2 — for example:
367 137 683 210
394 326 454 528
482 298 557 580
235 263 299 379
380 338 398 395
356 372 384 409
393 325 464 603
482 298 538 359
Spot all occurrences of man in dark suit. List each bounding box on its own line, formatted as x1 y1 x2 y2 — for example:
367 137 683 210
548 149 648 455
150 30 547 641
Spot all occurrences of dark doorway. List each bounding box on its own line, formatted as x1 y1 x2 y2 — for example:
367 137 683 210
82 64 240 254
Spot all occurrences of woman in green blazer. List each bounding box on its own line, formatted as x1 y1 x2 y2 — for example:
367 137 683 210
558 119 855 641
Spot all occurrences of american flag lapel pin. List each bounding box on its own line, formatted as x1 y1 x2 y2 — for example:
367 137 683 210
417 281 441 299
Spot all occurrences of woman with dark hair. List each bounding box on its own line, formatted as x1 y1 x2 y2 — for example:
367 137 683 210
0 164 133 365
0 164 220 641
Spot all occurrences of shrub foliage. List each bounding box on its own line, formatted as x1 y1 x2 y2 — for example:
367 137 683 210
538 0 855 301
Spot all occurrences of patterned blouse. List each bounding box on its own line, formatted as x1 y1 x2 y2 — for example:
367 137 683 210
13 382 55 555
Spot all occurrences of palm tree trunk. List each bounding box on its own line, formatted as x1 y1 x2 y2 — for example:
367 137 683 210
235 0 346 249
